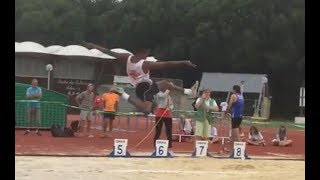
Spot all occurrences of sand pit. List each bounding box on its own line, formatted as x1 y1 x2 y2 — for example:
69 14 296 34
15 156 305 180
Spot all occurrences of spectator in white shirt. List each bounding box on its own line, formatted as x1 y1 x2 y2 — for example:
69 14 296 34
220 102 228 112
172 114 194 142
179 114 193 135
209 126 219 143
246 126 266 146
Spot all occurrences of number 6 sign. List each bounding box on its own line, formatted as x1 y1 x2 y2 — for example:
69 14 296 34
113 139 128 156
155 140 169 157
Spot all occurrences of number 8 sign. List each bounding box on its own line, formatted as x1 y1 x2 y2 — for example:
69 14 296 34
114 139 128 156
233 141 246 159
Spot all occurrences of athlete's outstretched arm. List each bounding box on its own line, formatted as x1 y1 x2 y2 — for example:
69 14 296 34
143 60 196 72
81 41 130 63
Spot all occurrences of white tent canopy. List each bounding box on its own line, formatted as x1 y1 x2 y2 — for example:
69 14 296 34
15 41 158 61
15 41 115 59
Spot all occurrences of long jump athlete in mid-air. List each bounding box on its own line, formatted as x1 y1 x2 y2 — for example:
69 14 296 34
82 42 199 114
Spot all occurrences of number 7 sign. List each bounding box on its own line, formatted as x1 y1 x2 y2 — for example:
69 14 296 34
195 141 208 157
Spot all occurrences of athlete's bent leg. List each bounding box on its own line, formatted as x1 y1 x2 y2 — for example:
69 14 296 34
112 87 153 114
156 80 199 97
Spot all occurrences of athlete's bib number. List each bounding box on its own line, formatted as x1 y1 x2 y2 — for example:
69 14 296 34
114 139 128 156
233 141 246 159
155 140 169 156
195 141 208 157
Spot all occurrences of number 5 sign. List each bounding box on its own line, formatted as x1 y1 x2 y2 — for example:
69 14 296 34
113 139 128 156
155 140 169 157
233 142 246 159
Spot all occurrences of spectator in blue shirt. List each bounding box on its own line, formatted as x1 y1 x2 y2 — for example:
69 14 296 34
25 79 42 135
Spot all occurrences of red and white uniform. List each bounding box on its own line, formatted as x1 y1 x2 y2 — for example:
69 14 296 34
126 55 152 87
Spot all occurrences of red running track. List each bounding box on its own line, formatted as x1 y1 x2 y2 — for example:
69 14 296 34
15 115 305 158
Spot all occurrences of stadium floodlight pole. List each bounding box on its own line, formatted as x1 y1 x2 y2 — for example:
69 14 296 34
240 81 245 96
261 76 268 97
46 64 53 90
255 76 268 116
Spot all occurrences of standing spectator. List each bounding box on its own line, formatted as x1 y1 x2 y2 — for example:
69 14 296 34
224 85 245 156
225 85 244 142
194 88 219 143
153 89 174 154
101 88 119 138
271 125 293 146
25 79 42 135
246 126 266 146
75 84 95 137
93 92 103 129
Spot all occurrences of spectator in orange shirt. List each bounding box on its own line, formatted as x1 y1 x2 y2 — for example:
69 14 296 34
101 87 120 137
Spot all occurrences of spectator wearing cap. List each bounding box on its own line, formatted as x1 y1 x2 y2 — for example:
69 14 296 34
75 84 95 137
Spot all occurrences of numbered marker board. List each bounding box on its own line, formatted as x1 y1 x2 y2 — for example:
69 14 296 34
155 140 169 157
233 141 246 159
114 139 128 156
195 141 208 157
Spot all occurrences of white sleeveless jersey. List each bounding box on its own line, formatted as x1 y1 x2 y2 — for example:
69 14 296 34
126 55 152 87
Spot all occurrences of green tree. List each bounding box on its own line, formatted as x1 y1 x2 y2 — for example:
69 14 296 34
15 0 305 118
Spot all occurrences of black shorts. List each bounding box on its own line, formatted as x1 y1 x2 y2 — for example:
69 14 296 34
231 117 243 129
103 113 115 120
135 82 159 102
